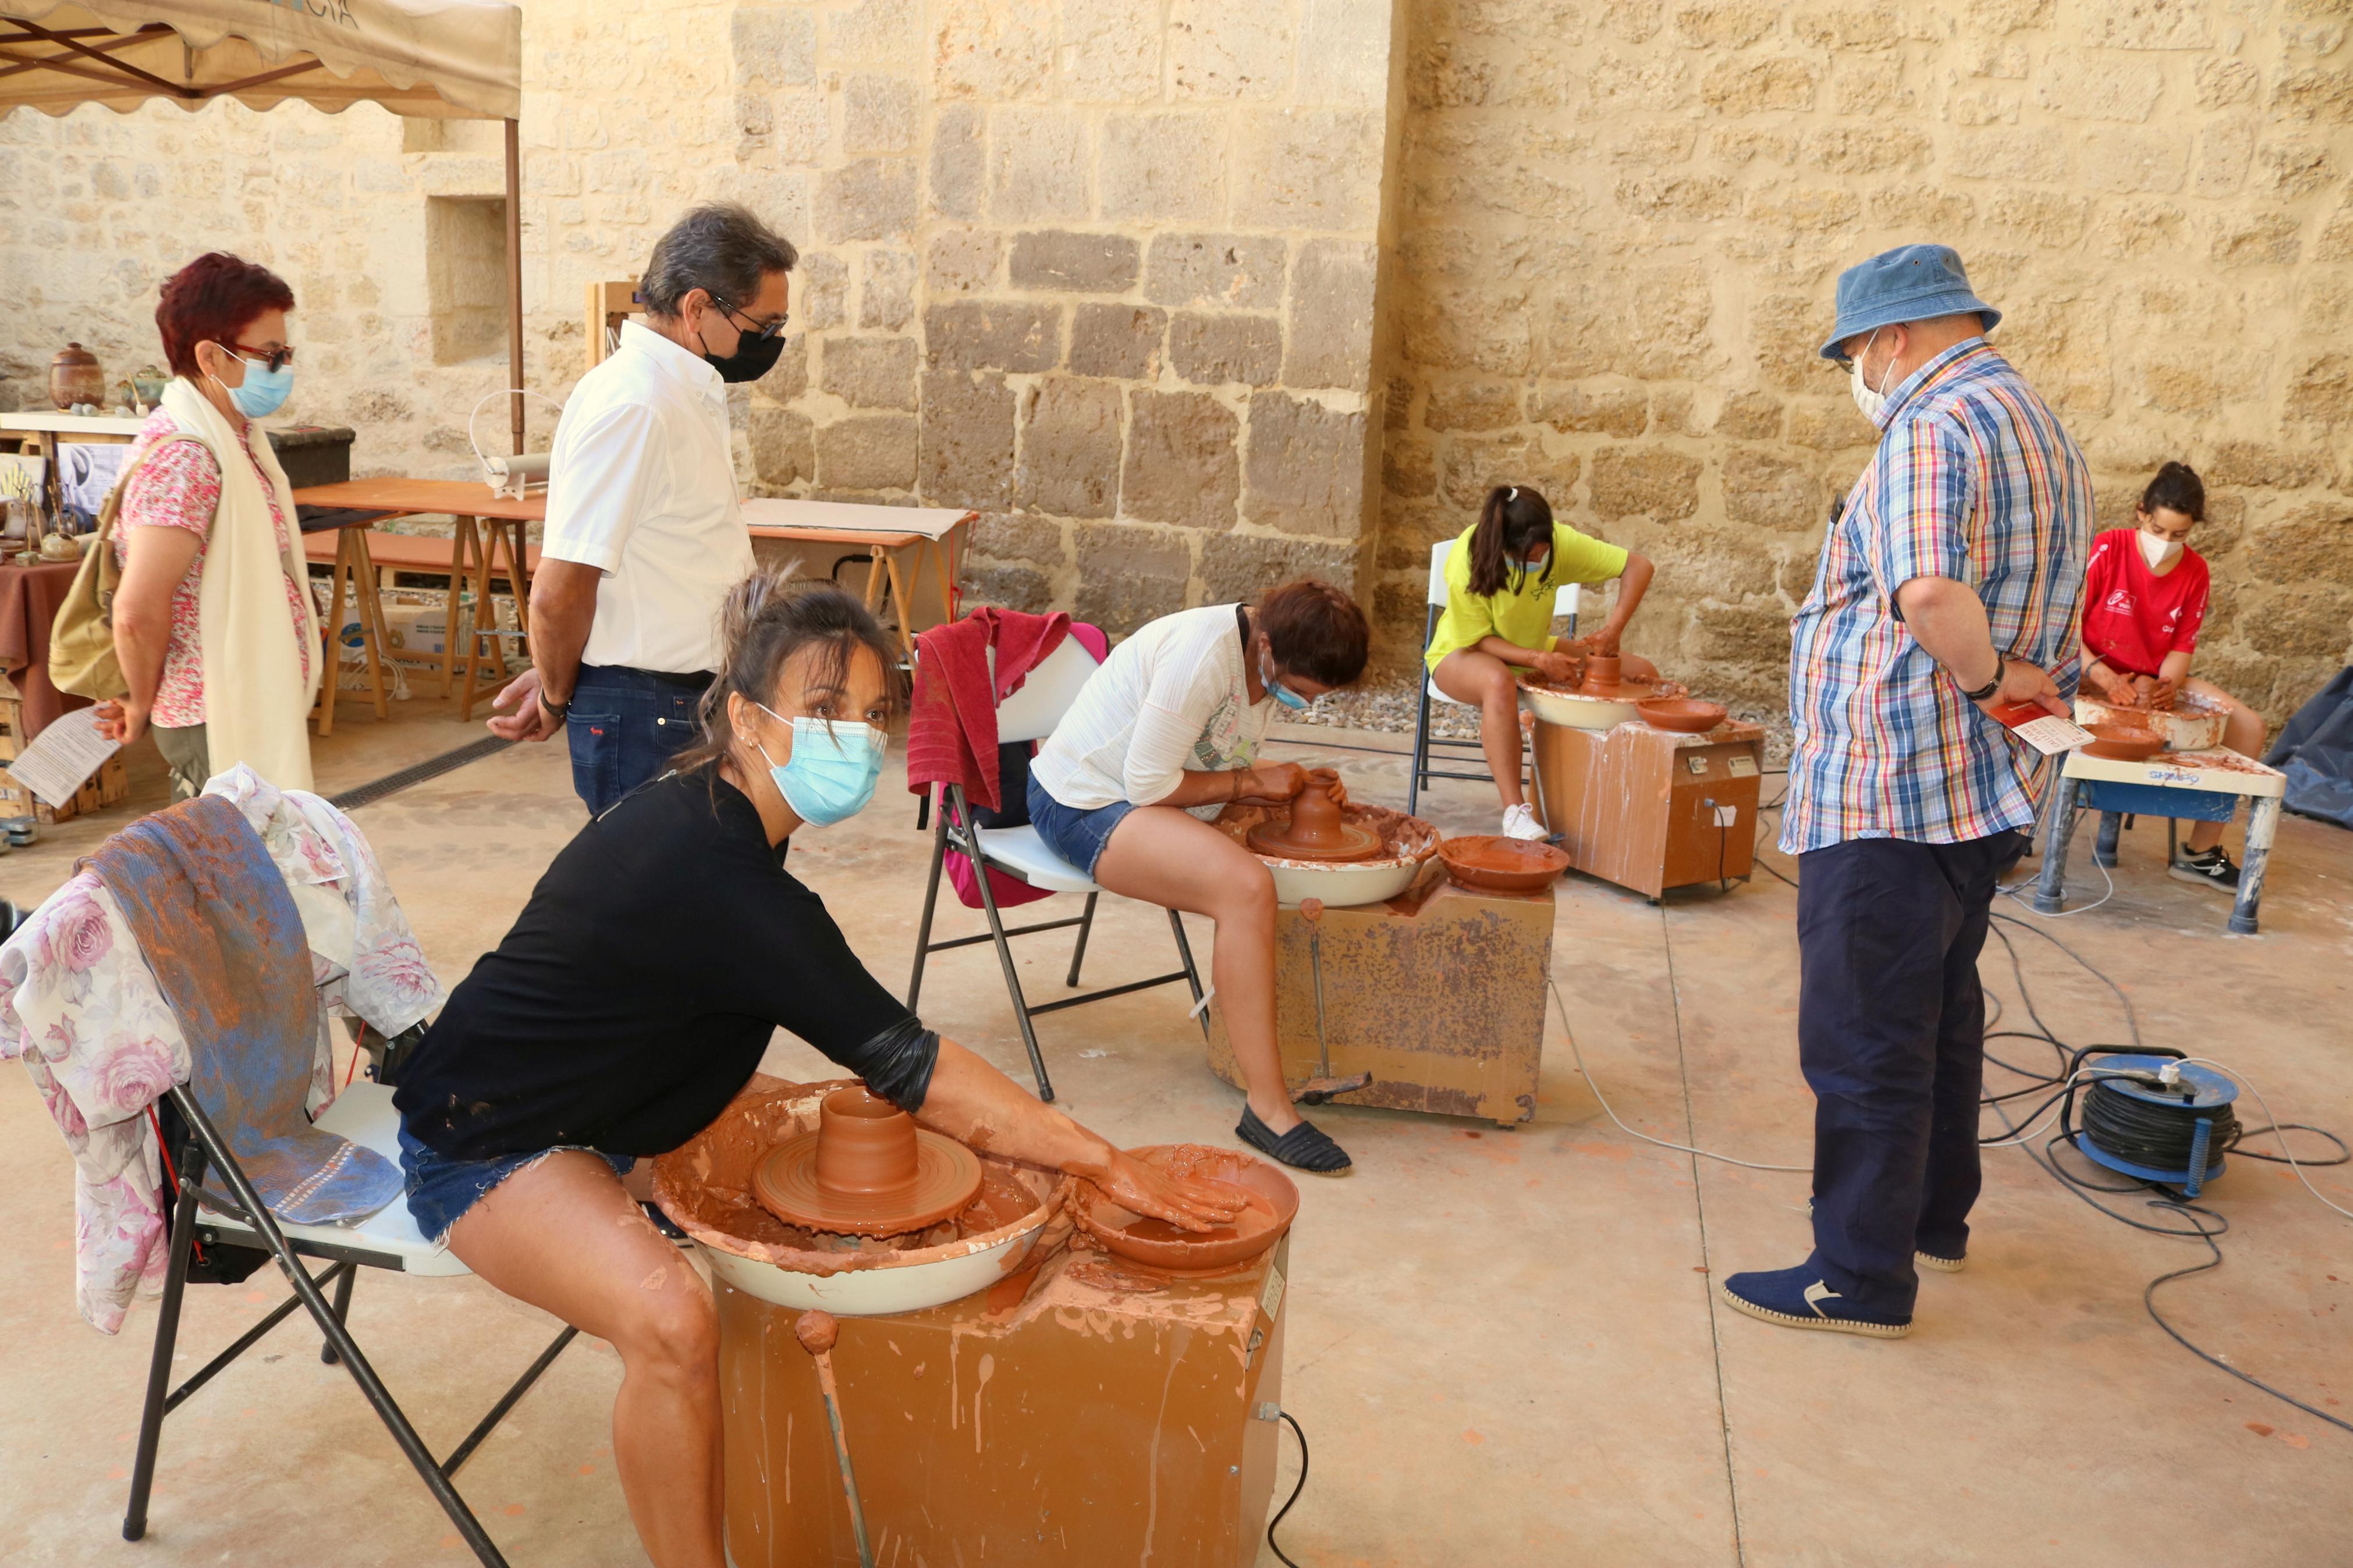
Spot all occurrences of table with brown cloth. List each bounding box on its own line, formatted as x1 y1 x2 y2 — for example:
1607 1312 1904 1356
0 559 90 737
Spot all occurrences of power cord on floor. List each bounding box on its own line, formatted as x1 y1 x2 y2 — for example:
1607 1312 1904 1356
1974 920 2353 1438
1266 1409 1311 1568
1549 976 1809 1173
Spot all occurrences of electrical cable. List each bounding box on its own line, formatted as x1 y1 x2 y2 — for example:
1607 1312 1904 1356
1265 1410 1311 1568
1549 976 1809 1172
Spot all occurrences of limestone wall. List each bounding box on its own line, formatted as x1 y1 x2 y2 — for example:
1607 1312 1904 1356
4 0 2347 727
727 0 1397 631
1375 0 2353 724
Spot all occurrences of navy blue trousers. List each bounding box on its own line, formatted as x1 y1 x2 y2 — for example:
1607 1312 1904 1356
1796 830 2026 1315
565 664 712 817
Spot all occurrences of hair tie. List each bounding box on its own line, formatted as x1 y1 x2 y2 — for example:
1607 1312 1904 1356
1506 486 1517 501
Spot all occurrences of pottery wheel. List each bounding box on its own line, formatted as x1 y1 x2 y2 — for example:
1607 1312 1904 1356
1549 673 1676 703
753 1130 983 1237
1246 816 1387 862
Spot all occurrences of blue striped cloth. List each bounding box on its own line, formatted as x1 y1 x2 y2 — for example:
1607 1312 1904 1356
1781 340 2093 855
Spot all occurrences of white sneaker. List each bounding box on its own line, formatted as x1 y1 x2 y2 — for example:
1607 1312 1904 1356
1501 803 1547 841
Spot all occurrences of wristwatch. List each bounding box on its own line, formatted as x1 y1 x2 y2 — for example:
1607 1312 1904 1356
537 687 572 723
1957 656 2004 705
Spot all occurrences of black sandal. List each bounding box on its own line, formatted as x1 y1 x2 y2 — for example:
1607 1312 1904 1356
1237 1106 1352 1174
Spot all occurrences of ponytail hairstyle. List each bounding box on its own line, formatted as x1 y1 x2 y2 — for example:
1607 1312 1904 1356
668 573 900 784
2138 461 2205 523
1465 485 1557 599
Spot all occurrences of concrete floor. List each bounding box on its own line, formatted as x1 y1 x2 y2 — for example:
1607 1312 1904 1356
2 691 2351 1565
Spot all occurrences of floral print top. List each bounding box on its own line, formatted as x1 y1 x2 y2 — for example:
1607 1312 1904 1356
112 408 315 729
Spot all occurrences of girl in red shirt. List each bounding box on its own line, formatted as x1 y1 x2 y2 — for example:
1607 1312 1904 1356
2078 462 2265 890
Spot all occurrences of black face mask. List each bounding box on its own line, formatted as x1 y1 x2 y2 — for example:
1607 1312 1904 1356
702 328 786 385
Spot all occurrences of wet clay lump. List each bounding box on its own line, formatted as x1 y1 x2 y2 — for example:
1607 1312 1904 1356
752 1086 984 1238
1246 769 1386 862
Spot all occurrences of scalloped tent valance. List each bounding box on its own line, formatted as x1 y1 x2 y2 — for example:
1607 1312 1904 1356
0 0 520 120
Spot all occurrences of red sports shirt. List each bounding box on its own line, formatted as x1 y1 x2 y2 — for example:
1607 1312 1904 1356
2079 528 2209 678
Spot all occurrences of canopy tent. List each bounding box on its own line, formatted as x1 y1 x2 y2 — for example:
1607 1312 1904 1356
0 0 529 451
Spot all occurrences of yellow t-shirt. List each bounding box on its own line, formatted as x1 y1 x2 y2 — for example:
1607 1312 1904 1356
1424 522 1630 674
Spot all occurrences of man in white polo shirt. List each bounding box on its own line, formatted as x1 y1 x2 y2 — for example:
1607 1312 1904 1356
488 202 796 814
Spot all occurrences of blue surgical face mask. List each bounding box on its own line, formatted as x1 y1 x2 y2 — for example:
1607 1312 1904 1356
1512 549 1550 576
1258 652 1311 712
211 352 293 419
751 702 885 826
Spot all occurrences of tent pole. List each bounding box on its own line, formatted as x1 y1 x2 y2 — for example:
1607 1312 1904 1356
504 116 524 456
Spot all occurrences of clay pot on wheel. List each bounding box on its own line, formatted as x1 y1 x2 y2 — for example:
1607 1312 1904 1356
1582 654 1621 691
753 1087 983 1237
1245 769 1384 862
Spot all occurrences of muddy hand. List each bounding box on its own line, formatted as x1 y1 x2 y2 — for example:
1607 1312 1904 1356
1089 1150 1247 1233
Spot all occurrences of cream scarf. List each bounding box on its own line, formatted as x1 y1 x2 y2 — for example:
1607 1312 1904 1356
158 378 321 792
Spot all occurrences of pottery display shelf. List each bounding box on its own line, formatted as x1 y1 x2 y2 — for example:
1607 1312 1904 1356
2032 746 2285 936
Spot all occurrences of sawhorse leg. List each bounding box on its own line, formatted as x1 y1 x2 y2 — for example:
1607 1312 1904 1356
2229 795 2279 936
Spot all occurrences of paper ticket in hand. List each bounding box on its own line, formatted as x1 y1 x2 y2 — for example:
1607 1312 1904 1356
1990 702 2092 756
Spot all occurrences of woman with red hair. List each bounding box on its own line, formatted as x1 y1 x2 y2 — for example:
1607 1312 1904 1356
93 252 321 797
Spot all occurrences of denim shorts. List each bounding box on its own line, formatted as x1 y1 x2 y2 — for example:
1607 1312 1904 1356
398 1125 634 1247
1026 774 1137 877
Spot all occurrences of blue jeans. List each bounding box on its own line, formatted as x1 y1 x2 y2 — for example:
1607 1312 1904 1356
1025 774 1137 877
397 1126 633 1247
1797 830 2027 1315
566 664 712 816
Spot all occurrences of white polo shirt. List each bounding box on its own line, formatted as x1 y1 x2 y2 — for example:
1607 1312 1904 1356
542 319 755 674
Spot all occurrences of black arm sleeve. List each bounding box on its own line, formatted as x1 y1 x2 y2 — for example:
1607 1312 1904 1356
837 1016 941 1112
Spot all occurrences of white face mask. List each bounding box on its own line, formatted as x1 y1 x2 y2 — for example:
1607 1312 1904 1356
2137 530 2184 571
1848 329 1893 422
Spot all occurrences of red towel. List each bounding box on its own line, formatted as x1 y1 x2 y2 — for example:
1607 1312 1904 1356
907 607 1078 813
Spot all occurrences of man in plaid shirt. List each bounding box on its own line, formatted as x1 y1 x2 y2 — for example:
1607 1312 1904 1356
1723 245 2092 1339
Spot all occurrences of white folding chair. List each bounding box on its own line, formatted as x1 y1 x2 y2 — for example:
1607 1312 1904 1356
906 636 1208 1103
125 1043 578 1567
1408 538 1578 817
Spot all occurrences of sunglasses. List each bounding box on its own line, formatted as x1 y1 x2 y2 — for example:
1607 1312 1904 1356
229 342 296 373
712 296 790 342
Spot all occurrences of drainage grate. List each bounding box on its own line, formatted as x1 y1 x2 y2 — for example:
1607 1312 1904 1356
328 737 513 811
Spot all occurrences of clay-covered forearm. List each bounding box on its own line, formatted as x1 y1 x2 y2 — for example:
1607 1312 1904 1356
526 559 602 703
1154 768 1250 809
1472 634 1551 666
911 1037 1115 1172
1595 553 1653 642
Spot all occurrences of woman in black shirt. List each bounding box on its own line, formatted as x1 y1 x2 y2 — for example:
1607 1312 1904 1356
393 579 1238 1568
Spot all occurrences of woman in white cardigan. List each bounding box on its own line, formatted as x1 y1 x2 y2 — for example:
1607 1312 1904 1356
93 253 321 798
1028 580 1371 1173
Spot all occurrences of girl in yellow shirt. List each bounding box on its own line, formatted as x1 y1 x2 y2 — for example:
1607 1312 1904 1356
1426 484 1656 840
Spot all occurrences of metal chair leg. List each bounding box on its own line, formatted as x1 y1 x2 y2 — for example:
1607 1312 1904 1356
907 793 950 1011
321 1263 358 1365
970 835 1055 1102
1167 909 1211 1041
1065 892 1099 987
165 1089 512 1567
124 1138 204 1542
1409 605 1440 817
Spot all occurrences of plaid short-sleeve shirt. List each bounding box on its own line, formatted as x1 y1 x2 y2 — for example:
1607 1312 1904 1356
1780 340 2093 855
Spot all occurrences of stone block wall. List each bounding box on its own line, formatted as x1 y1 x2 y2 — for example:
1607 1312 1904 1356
731 0 1399 632
1375 0 2353 725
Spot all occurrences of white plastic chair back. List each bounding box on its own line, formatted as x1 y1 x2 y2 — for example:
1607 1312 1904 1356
1423 538 1581 618
993 635 1101 744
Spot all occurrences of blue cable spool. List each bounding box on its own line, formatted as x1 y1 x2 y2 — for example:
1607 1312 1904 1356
2071 1055 2238 1199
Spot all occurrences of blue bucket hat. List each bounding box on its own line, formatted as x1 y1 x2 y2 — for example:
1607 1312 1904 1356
1819 244 2000 360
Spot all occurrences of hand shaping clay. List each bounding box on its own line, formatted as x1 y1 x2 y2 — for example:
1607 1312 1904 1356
1245 769 1385 861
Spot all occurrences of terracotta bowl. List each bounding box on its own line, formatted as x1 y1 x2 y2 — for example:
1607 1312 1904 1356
1071 1144 1298 1277
2081 722 2166 763
1438 834 1570 894
1637 698 1727 734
